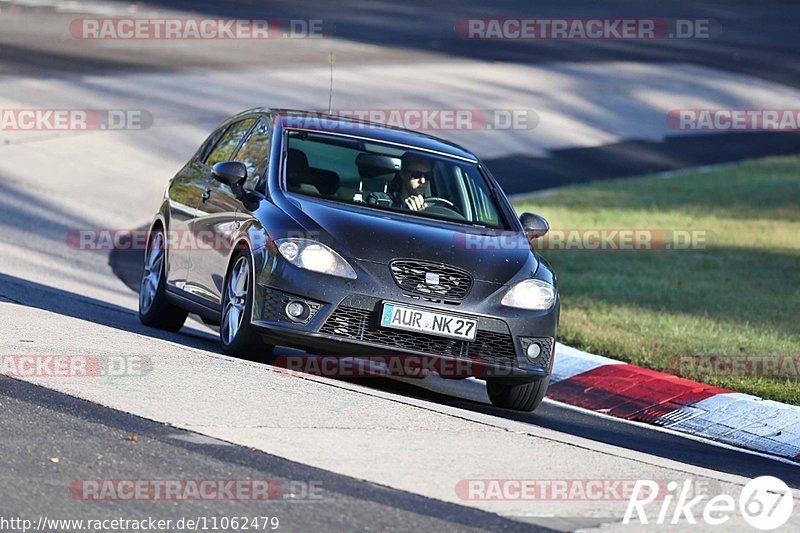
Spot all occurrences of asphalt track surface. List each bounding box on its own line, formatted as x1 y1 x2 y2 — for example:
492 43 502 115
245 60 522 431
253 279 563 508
0 375 542 532
2 269 799 531
11 259 800 487
123 0 800 190
2 1 800 531
3 0 800 190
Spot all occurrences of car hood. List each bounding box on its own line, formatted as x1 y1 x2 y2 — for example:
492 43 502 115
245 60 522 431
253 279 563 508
281 195 537 284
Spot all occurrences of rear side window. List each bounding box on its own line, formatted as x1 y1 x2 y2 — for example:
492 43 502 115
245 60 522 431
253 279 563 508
204 118 256 167
198 128 225 162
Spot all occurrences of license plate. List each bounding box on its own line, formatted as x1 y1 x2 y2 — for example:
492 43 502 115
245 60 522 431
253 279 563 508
380 302 477 341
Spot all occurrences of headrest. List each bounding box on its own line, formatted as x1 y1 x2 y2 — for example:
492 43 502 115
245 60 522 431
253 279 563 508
287 148 310 183
356 153 400 181
310 168 340 195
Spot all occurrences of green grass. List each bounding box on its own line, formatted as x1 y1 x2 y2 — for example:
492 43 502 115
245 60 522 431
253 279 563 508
512 156 800 404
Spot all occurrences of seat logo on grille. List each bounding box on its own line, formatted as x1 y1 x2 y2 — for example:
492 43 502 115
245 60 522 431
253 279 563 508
425 272 440 285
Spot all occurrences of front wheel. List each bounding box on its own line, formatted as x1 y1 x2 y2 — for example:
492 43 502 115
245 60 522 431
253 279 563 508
486 379 548 412
220 250 275 359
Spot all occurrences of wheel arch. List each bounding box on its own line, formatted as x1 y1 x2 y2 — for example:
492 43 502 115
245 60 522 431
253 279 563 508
225 237 260 324
147 211 169 277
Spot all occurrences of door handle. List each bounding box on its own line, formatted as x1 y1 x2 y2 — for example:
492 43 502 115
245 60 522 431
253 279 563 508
201 189 211 203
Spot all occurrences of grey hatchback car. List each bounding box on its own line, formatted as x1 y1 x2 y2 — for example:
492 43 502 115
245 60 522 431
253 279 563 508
138 108 559 411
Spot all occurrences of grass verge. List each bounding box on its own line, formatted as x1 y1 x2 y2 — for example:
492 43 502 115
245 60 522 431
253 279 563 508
512 156 800 405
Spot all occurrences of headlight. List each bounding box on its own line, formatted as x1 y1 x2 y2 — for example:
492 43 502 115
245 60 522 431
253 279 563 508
275 238 357 279
501 279 556 310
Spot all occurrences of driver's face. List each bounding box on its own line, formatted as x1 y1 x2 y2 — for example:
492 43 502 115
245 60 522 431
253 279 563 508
403 163 433 195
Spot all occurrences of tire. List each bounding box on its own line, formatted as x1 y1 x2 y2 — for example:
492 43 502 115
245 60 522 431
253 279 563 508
138 226 188 331
220 249 275 359
486 379 548 412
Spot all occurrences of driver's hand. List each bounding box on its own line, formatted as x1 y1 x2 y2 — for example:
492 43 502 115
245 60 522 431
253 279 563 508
404 194 426 211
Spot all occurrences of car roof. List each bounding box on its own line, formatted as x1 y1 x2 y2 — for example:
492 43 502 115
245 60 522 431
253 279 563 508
230 107 479 163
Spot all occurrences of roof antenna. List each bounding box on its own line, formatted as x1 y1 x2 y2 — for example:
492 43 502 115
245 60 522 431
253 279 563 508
327 51 335 114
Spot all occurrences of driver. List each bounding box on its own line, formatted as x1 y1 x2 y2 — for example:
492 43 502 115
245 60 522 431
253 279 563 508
393 152 433 211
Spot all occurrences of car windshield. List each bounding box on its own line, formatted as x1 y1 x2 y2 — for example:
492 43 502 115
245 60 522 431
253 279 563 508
284 130 508 229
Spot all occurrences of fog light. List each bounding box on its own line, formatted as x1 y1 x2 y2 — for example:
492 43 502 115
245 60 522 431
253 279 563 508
285 301 308 321
526 342 542 361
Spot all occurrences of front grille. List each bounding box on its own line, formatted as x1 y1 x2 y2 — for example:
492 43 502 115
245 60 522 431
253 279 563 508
389 259 473 300
319 306 516 366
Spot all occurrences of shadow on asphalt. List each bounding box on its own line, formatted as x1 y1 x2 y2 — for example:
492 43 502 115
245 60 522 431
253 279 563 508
493 131 800 194
118 0 800 88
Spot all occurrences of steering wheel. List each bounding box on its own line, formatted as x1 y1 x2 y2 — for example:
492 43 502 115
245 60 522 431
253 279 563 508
424 196 455 209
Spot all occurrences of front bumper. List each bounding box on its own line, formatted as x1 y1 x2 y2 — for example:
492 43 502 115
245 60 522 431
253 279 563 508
252 258 558 381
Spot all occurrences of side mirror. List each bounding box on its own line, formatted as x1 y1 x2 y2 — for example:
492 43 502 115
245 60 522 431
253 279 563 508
520 212 549 239
212 161 247 188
